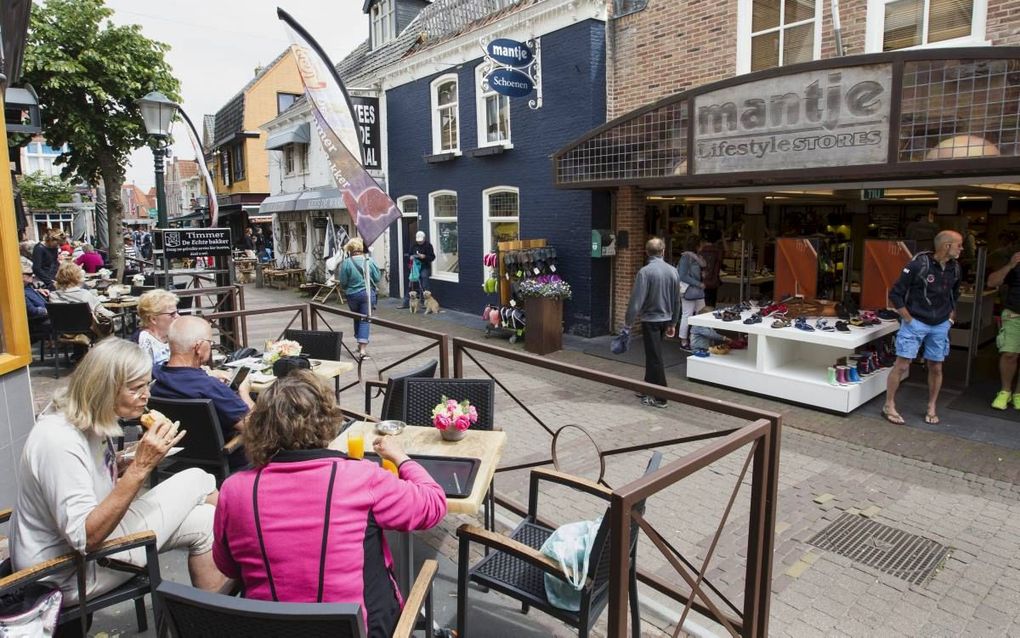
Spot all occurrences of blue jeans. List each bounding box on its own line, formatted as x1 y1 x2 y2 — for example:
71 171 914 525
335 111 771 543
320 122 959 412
347 289 377 344
403 267 431 305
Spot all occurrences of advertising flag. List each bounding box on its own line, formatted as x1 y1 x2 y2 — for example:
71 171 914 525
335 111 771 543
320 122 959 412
278 8 400 249
178 109 220 227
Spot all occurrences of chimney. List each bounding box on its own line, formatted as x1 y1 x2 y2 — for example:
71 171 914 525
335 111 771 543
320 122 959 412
254 64 265 77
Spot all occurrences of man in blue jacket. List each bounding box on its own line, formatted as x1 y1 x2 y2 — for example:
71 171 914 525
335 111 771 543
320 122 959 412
625 237 681 408
883 230 963 426
22 259 51 338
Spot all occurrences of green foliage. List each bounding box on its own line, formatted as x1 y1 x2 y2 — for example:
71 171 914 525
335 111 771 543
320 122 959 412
22 0 181 185
18 171 75 211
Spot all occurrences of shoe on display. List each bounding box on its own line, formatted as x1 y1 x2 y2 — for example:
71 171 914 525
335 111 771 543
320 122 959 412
835 366 849 385
709 344 731 355
794 317 815 331
877 309 899 321
827 366 838 386
847 367 861 383
693 349 710 357
834 321 850 332
728 337 748 350
992 390 1011 410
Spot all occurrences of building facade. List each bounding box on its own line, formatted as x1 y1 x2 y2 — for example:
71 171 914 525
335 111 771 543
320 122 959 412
165 157 202 222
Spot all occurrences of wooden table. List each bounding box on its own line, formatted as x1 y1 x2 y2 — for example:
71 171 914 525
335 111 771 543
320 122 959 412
331 422 507 597
329 421 507 516
247 358 354 393
101 296 139 337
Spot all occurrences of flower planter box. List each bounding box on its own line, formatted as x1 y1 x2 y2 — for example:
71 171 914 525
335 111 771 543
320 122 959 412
524 297 563 355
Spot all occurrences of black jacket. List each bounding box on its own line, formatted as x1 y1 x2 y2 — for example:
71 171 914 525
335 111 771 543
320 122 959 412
32 242 58 286
888 252 961 325
409 241 435 267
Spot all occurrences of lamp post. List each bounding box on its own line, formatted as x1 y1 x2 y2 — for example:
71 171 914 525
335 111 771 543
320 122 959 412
136 91 178 229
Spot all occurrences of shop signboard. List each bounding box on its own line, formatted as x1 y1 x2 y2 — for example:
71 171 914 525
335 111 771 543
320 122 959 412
349 95 380 170
861 188 885 200
692 64 892 175
486 68 534 98
485 38 534 68
155 228 233 258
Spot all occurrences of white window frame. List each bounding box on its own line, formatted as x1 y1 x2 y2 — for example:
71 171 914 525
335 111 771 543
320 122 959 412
283 144 308 176
736 0 823 75
864 0 988 52
481 186 520 277
429 190 459 283
475 64 512 149
396 196 419 298
430 74 461 156
371 0 395 49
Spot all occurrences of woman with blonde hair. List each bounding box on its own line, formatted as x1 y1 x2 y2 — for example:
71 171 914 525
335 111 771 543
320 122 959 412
9 338 225 604
51 261 118 335
213 370 445 637
137 288 180 366
338 237 381 360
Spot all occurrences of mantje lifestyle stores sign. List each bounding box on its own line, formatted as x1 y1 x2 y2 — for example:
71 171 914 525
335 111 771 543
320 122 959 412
692 64 892 175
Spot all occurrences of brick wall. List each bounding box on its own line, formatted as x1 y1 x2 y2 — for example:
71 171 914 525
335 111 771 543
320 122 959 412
987 0 1020 44
612 186 648 332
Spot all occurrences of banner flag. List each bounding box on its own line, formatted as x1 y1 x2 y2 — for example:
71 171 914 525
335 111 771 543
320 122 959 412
178 109 219 227
278 8 400 248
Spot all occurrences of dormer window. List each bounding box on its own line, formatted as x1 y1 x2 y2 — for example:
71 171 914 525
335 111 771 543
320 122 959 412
371 0 395 48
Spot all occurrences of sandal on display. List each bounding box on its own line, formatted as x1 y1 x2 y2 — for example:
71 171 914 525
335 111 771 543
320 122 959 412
815 319 835 331
849 317 865 327
728 337 748 350
794 317 815 331
771 316 792 328
743 313 763 325
834 320 850 332
877 309 900 321
709 344 731 355
881 409 905 425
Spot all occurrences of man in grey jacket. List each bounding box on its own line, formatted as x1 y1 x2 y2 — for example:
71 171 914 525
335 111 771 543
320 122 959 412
625 237 681 408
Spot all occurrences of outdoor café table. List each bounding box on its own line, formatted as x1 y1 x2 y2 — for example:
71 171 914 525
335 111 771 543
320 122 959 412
329 422 507 595
100 295 139 337
247 358 354 393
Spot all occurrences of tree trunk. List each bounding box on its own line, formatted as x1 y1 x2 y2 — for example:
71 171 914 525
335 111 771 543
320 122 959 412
98 152 125 280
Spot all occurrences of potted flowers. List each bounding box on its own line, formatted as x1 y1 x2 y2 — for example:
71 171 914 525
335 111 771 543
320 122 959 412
432 396 478 441
518 276 571 355
262 339 302 365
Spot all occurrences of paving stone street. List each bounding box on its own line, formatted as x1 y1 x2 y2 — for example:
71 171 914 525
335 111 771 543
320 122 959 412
24 284 1020 637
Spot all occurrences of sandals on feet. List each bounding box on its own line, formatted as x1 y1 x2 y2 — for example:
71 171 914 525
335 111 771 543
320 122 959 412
882 409 905 425
924 412 940 425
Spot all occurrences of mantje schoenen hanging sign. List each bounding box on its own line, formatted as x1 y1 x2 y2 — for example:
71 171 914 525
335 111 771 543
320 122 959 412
484 38 535 98
692 64 892 174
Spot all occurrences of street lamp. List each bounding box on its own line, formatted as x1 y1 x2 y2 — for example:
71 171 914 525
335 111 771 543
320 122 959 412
136 90 178 228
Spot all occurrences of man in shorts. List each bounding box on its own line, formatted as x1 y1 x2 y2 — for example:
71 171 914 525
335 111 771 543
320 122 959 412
883 230 963 426
987 248 1020 410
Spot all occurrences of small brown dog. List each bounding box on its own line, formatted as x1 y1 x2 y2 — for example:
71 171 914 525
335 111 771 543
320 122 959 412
409 290 419 313
423 290 440 314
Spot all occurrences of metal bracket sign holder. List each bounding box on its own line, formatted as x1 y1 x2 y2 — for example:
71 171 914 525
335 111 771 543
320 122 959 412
478 35 543 109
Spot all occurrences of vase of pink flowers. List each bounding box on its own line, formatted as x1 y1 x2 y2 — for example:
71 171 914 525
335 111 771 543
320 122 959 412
432 396 478 442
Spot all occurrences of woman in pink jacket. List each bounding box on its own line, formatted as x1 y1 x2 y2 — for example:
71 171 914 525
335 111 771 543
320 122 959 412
212 370 447 637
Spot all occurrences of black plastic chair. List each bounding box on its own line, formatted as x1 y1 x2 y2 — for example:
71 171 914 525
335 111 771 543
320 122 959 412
0 507 162 637
456 452 663 638
145 397 242 486
400 378 495 431
156 559 439 638
46 302 95 378
363 358 440 419
283 329 344 361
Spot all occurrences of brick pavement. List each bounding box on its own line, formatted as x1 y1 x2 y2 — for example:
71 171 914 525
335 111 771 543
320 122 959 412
22 285 1020 636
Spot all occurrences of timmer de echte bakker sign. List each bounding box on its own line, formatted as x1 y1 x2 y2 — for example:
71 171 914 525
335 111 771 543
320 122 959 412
692 64 893 174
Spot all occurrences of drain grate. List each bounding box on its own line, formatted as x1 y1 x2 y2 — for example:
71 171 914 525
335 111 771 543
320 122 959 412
807 513 951 586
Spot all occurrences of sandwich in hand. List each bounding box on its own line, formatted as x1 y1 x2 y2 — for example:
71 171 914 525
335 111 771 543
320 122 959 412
139 409 171 431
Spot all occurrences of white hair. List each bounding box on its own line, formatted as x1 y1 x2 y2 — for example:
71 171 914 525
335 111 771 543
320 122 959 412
167 316 212 354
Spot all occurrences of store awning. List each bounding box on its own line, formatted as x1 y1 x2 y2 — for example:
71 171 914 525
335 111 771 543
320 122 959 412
265 123 311 150
258 192 300 214
295 188 344 211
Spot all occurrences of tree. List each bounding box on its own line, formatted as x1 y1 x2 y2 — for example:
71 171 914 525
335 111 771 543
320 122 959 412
18 171 75 211
21 0 180 276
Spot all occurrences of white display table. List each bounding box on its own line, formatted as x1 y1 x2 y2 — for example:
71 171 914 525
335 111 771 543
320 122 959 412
687 311 902 413
950 289 997 348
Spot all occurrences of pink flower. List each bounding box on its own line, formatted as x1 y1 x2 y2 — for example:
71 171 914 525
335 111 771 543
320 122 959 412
447 399 459 411
468 405 478 423
454 415 471 431
434 413 452 430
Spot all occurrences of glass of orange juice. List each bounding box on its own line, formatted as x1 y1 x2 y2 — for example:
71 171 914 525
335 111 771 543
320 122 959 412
348 432 365 460
381 459 398 475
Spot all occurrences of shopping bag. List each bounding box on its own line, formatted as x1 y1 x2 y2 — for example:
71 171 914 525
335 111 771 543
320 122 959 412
0 583 62 637
539 517 602 611
610 327 630 354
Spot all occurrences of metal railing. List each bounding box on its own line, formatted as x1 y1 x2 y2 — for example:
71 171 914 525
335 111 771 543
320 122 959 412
202 304 309 351
450 336 781 637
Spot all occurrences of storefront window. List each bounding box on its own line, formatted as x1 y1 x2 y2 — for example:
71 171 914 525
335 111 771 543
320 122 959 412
429 190 459 281
398 195 418 216
737 0 820 73
431 75 460 154
482 187 520 266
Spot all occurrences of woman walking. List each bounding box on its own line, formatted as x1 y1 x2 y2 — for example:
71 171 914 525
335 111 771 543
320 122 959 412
676 235 707 350
338 238 381 361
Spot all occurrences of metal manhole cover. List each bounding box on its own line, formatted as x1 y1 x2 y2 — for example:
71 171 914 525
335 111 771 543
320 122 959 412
806 513 951 586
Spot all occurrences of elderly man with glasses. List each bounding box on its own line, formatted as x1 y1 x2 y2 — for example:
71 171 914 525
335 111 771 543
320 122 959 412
150 316 254 469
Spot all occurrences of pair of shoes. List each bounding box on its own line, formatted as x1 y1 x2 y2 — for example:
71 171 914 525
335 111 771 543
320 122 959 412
709 344 731 355
877 309 899 321
771 317 792 328
834 321 850 332
924 412 940 425
743 313 763 325
761 303 787 317
642 396 668 409
815 319 835 331
992 390 1011 410
794 317 815 331
693 349 710 357
728 337 748 350
881 409 905 425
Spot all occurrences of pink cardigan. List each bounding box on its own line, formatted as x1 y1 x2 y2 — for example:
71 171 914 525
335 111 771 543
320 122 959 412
213 449 446 636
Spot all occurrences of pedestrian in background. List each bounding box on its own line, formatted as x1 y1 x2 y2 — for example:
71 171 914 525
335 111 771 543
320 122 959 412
675 235 707 351
883 230 963 426
987 248 1020 410
699 229 723 308
338 238 381 361
400 231 435 309
624 237 681 408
